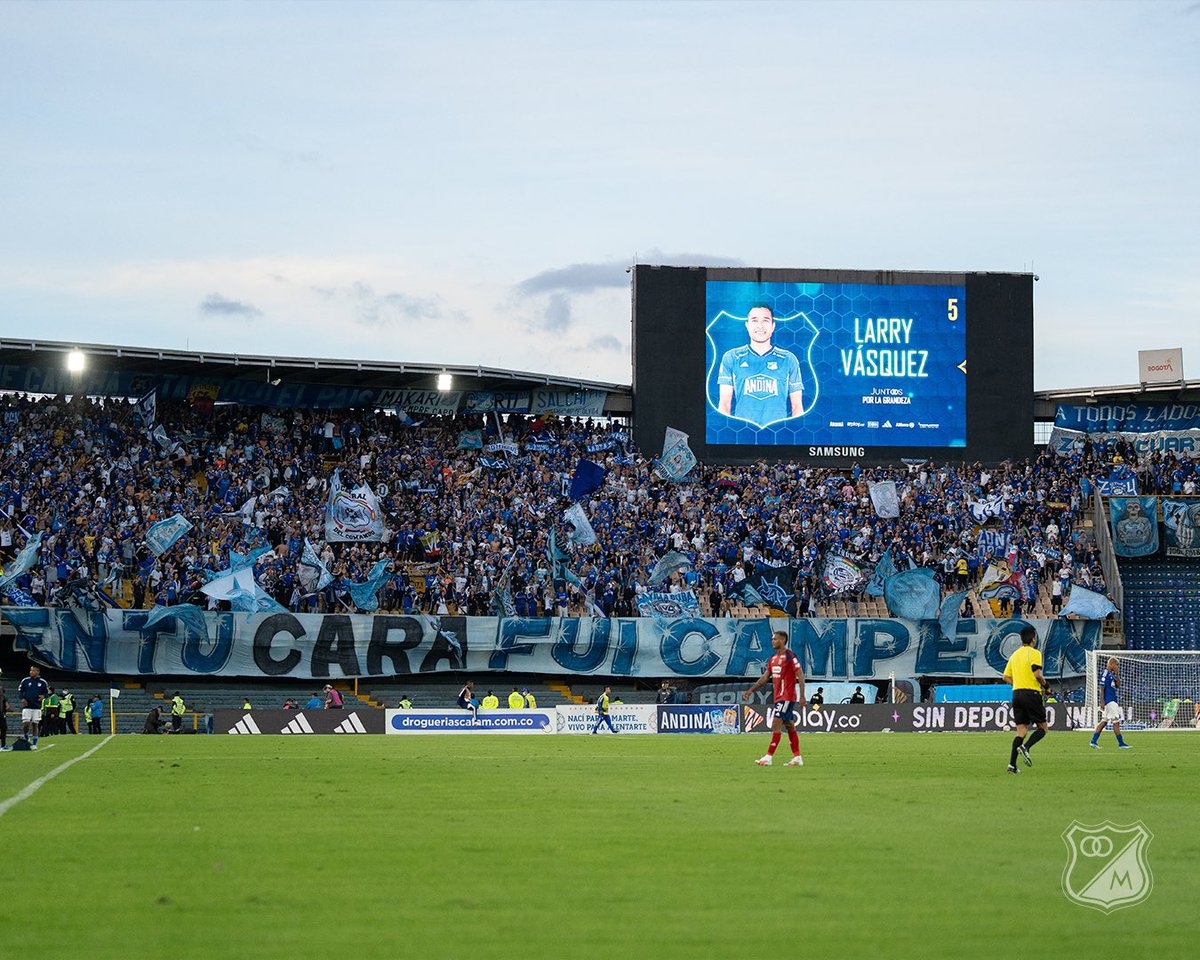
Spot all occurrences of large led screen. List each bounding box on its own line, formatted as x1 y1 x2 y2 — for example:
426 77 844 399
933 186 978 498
704 280 966 447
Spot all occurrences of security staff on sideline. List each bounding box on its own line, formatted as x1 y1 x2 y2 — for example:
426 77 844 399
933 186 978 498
523 688 537 708
481 690 500 710
170 692 186 733
60 690 76 733
508 687 525 709
397 695 413 709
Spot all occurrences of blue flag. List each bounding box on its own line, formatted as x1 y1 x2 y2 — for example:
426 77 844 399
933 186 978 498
884 567 940 620
728 580 766 608
457 429 484 450
937 590 970 638
145 514 193 557
1060 585 1117 619
547 530 582 587
3 586 37 606
0 532 43 592
648 550 691 586
866 549 896 597
230 544 272 571
135 388 157 428
343 559 392 612
569 459 607 501
1109 496 1159 558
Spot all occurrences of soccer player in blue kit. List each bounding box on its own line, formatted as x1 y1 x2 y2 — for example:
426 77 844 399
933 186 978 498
717 305 804 426
1091 657 1132 749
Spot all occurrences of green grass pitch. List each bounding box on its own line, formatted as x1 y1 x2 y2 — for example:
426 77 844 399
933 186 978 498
2 731 1198 959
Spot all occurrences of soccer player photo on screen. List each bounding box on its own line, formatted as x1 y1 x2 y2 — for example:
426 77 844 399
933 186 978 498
743 630 805 767
716 305 804 427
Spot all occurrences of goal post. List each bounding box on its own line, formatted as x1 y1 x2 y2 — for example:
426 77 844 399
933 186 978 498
1085 650 1200 731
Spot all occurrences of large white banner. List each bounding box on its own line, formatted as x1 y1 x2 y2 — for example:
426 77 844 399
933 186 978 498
3 610 1104 681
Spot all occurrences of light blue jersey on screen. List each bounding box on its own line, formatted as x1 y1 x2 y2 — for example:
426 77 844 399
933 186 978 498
717 345 802 427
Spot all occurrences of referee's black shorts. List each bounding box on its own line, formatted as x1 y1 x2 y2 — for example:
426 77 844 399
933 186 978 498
1012 689 1047 725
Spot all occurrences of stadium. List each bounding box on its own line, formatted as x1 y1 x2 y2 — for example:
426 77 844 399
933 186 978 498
3 5 1198 960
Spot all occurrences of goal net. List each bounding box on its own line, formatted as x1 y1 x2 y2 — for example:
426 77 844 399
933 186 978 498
1086 651 1200 731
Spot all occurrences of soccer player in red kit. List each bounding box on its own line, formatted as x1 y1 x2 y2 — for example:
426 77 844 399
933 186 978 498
742 630 805 766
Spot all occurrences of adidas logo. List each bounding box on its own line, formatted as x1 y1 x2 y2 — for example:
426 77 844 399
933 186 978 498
334 713 368 734
281 714 315 735
227 715 261 735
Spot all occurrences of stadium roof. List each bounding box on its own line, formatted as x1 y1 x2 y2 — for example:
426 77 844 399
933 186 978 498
0 337 633 410
1034 379 1200 418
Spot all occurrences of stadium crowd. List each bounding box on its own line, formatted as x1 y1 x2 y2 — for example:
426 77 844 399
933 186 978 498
0 392 1180 618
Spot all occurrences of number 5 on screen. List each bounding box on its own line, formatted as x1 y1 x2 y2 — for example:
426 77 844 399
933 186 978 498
947 298 958 321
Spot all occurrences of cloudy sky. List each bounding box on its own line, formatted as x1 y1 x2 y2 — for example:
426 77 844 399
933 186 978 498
2 1 1197 388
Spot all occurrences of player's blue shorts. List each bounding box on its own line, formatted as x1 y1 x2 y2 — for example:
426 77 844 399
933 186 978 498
773 700 798 724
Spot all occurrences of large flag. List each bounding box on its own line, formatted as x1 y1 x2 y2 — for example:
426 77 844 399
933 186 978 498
967 495 1007 524
868 481 900 519
297 539 334 593
1163 499 1200 558
883 567 940 620
648 550 691 586
866 549 896 597
821 554 864 595
143 604 210 639
637 590 702 619
145 514 193 557
325 468 385 542
655 427 697 482
744 566 800 616
1109 496 1159 558
343 559 392 612
135 388 157 428
569 459 607 501
563 502 597 546
0 532 42 593
1060 585 1118 619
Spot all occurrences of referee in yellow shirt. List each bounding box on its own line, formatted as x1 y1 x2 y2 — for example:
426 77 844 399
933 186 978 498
1002 625 1050 774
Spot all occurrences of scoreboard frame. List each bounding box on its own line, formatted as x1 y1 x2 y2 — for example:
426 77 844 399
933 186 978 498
631 265 1034 466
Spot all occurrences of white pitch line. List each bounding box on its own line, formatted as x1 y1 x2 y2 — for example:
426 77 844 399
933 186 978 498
0 735 113 818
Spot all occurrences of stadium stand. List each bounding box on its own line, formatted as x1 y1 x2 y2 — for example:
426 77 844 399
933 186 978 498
1118 559 1200 651
0 393 1128 621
